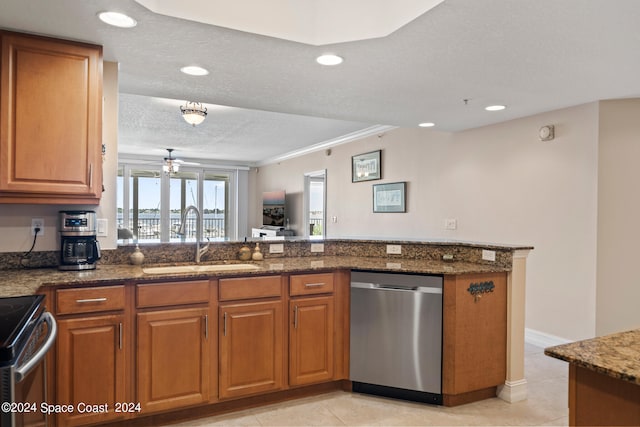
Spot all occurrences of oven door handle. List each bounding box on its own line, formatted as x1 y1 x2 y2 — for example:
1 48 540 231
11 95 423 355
15 312 57 383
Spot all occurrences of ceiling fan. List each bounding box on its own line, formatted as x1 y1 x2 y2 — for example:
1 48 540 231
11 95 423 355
163 148 200 174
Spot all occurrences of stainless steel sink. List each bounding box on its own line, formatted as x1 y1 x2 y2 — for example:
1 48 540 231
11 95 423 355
142 264 260 274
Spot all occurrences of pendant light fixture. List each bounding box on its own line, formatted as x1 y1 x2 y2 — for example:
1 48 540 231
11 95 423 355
180 101 207 126
163 149 180 175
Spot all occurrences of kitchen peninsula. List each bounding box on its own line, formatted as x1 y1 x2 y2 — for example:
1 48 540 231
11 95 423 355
545 329 640 426
0 239 531 426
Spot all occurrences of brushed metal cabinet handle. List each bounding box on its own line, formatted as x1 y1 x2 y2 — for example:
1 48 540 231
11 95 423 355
304 283 325 288
118 323 123 350
294 305 298 329
89 163 93 188
223 312 227 337
76 297 107 303
204 314 209 340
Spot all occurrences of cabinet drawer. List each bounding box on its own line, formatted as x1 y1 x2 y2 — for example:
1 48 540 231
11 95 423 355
290 273 334 296
56 285 125 315
137 280 210 308
219 276 282 301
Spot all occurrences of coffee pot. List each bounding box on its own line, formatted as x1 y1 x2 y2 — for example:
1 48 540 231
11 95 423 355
59 211 101 271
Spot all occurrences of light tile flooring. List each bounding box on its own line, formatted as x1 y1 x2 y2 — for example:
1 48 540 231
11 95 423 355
167 343 569 426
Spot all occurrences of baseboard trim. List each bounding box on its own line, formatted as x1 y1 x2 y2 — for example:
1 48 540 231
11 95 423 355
497 379 528 403
525 328 572 349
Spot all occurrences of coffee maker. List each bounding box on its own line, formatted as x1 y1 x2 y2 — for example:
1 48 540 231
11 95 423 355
59 211 101 271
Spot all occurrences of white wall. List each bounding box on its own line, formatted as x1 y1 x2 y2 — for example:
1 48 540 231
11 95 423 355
0 61 119 253
596 98 640 335
252 102 601 341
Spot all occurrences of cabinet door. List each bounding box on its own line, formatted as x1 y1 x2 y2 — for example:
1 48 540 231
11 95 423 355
443 273 507 399
0 32 102 203
137 307 210 413
56 314 126 427
219 301 283 399
289 296 334 386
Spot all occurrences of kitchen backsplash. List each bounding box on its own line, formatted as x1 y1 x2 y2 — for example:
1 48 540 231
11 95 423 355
0 239 524 270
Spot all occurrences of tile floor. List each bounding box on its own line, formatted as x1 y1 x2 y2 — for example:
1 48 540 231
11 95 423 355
167 343 568 426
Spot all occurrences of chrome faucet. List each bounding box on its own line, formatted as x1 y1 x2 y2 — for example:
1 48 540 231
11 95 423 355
177 205 210 263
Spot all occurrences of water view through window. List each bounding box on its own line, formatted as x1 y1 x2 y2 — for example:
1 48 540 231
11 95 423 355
117 166 230 242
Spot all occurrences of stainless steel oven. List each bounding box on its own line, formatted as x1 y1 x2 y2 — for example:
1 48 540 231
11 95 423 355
0 295 57 427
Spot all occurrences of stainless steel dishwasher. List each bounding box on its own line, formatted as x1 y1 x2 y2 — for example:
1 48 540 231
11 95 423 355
350 270 443 404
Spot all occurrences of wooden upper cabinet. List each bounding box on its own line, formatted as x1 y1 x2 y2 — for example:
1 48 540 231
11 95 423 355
0 31 103 203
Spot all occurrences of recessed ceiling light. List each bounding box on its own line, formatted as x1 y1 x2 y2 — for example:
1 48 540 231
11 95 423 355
485 105 506 111
418 122 435 128
180 66 210 76
316 54 343 66
98 11 137 28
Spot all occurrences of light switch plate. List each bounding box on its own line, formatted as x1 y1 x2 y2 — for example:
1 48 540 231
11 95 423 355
444 218 457 230
97 218 108 237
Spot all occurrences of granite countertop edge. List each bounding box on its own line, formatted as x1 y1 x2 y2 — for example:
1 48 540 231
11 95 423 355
544 329 640 386
0 256 510 298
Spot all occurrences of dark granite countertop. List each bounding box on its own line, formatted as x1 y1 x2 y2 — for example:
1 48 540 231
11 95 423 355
0 255 510 298
545 329 640 386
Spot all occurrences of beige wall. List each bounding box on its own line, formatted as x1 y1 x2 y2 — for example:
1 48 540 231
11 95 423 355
252 102 601 341
596 98 640 335
0 61 119 253
3 60 638 339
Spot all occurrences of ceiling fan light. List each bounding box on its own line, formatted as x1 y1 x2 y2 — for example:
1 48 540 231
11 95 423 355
180 102 207 126
163 149 180 175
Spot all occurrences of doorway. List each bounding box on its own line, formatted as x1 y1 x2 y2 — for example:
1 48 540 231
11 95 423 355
303 170 326 238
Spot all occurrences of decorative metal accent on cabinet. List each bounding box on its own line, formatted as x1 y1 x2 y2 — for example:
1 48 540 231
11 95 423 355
467 281 495 302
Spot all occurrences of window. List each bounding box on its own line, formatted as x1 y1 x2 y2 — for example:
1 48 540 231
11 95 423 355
117 163 239 242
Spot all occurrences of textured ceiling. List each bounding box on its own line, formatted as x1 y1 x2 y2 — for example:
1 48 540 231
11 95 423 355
117 94 376 164
2 0 640 165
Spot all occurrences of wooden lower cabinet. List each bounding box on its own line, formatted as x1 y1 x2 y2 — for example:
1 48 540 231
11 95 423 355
568 364 640 426
56 314 127 427
137 307 210 413
289 296 335 386
442 272 508 405
218 300 284 399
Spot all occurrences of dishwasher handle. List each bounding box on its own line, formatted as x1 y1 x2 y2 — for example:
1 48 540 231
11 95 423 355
351 281 442 294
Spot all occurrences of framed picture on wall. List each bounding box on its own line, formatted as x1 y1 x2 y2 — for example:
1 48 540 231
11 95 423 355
352 150 381 182
373 182 406 213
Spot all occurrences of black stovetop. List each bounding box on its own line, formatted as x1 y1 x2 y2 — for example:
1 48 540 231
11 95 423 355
0 294 45 364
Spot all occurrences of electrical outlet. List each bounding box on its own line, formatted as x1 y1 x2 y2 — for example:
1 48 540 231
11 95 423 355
31 218 44 236
269 243 284 254
482 249 496 262
386 244 402 254
310 243 325 253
